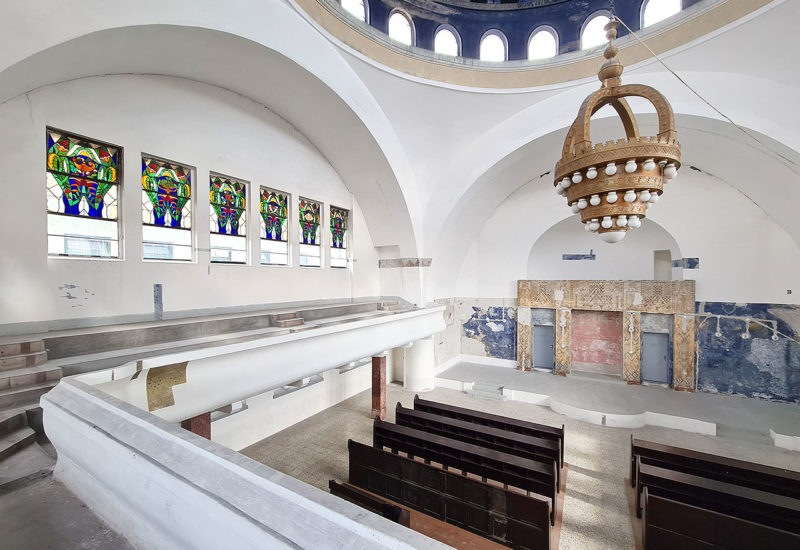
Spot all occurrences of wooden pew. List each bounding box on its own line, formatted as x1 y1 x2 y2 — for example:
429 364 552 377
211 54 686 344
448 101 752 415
373 418 558 524
396 403 562 488
642 487 800 550
414 394 565 469
635 460 800 535
629 436 800 500
329 480 410 527
348 439 551 549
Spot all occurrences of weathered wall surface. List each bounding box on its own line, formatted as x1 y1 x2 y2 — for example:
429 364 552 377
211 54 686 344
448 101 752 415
462 304 517 361
696 302 800 403
570 310 623 376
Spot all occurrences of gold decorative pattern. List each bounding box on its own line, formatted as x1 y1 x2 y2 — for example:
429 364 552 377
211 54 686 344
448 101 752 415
673 315 696 390
572 280 624 311
146 361 188 412
673 280 696 314
622 311 642 382
554 308 571 375
517 307 532 371
640 281 674 314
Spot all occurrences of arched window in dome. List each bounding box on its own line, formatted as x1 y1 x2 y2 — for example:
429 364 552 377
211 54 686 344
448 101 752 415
480 31 507 62
528 27 558 60
434 26 460 57
642 0 681 28
341 0 367 23
581 12 611 50
388 11 414 46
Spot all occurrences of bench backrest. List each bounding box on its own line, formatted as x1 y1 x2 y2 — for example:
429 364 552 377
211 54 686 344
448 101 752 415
349 439 551 550
414 395 564 467
643 487 800 550
373 418 557 524
328 480 410 526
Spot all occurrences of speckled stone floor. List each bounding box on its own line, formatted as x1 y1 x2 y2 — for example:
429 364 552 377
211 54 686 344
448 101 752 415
241 381 800 550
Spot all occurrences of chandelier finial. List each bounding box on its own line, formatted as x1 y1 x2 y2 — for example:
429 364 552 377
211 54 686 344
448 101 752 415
598 17 623 87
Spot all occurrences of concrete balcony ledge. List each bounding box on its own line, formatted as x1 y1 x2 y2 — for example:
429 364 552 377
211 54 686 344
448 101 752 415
42 378 447 550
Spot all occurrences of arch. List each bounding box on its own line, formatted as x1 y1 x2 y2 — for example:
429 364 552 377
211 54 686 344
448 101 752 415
528 26 559 60
479 30 508 62
340 0 368 23
388 10 414 47
434 24 461 57
641 0 682 28
581 10 613 50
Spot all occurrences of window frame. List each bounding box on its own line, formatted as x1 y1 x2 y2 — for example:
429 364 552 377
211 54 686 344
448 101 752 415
140 153 196 263
259 185 291 267
580 10 613 50
640 0 682 29
340 0 369 23
298 196 323 268
208 171 249 266
527 25 559 60
45 127 124 260
479 29 509 62
329 205 350 269
387 9 415 47
434 24 462 57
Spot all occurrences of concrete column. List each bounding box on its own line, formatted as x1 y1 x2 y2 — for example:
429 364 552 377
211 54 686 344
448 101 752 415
404 337 435 392
180 412 211 440
371 354 386 420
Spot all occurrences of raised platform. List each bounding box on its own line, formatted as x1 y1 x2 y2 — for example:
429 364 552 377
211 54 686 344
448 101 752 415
435 360 800 451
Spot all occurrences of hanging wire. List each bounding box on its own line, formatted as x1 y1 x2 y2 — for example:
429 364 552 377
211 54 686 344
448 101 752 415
613 14 800 174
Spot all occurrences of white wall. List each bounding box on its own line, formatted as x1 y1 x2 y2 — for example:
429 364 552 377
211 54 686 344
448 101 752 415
527 217 683 281
0 75 380 325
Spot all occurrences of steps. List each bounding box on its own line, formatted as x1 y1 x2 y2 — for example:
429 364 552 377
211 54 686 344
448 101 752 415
467 381 507 402
275 318 304 328
0 381 59 409
0 427 36 462
0 350 47 370
0 364 62 391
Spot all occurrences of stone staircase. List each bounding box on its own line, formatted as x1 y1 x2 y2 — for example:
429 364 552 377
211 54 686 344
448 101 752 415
0 340 60 477
467 381 507 402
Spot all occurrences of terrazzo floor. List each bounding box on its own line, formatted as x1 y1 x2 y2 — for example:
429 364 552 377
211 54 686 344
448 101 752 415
241 376 800 550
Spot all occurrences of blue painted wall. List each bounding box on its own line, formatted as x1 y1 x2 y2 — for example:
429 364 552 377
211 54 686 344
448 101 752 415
463 306 517 360
696 302 800 403
365 0 703 60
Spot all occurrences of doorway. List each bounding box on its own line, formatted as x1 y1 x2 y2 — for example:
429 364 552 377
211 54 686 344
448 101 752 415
532 325 555 370
641 332 670 384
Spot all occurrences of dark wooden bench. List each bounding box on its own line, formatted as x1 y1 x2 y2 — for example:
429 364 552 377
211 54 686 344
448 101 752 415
642 487 800 550
396 403 562 488
329 480 410 527
630 436 800 500
348 439 551 549
414 394 564 469
635 460 800 535
373 418 558 524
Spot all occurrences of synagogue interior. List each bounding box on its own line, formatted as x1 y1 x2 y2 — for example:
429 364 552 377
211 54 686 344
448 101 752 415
0 0 799 549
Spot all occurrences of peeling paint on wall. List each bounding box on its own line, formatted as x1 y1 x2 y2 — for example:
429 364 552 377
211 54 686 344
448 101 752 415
463 306 517 361
696 302 800 403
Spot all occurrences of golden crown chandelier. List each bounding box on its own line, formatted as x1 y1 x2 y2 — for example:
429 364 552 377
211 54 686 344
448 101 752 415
554 18 681 243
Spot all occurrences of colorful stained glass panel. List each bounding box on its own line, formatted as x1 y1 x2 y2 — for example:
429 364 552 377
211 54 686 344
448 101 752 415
330 206 348 249
299 198 321 246
260 188 288 242
210 175 247 236
46 130 120 220
141 157 192 229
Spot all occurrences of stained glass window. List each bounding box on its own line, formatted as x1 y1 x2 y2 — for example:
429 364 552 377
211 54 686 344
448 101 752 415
46 129 121 258
260 187 289 265
330 206 349 268
141 156 193 261
209 174 247 264
299 197 321 267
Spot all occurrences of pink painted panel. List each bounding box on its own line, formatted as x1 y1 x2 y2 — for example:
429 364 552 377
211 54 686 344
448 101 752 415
570 310 623 376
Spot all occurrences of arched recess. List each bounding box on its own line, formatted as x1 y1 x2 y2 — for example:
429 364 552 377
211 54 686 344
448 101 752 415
528 26 559 60
479 30 508 62
527 216 682 281
434 24 462 57
0 23 421 257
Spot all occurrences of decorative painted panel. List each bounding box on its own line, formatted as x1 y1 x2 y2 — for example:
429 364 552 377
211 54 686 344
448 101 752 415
46 130 120 220
462 306 517 361
572 280 624 311
141 157 192 228
209 175 246 236
673 314 696 390
554 308 571 374
623 311 642 382
639 281 674 314
672 280 696 314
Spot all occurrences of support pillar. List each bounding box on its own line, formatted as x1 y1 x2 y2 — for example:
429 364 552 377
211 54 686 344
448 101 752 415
372 354 386 420
180 412 211 440
404 337 435 392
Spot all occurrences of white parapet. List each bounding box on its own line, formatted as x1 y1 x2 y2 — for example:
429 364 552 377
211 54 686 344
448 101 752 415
42 377 449 550
86 306 446 422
